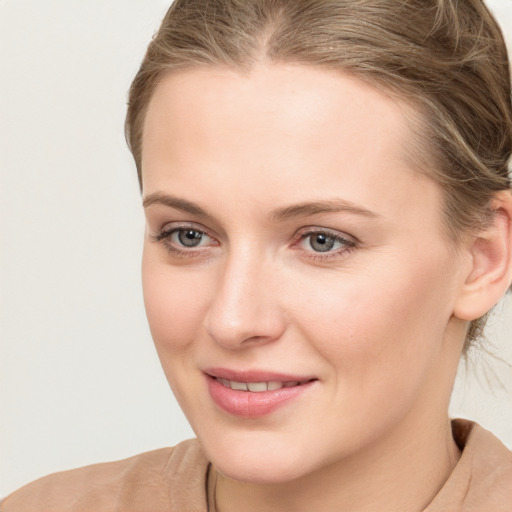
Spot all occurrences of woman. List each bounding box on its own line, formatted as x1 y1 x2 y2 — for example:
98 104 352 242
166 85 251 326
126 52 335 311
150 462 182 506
2 0 512 510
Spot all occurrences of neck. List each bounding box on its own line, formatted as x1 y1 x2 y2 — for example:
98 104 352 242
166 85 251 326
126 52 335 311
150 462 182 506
213 413 461 512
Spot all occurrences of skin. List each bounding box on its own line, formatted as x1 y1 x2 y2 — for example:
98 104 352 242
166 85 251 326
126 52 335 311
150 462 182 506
140 64 500 511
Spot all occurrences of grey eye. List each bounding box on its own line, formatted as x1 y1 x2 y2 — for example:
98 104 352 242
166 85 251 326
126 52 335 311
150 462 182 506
308 233 336 252
175 229 204 247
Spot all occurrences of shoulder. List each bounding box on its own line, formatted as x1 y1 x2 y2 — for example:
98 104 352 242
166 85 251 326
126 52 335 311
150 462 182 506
457 420 512 506
0 439 209 512
426 420 512 511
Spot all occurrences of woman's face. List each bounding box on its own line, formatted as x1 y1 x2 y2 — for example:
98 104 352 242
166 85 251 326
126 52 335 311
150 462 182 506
141 65 468 483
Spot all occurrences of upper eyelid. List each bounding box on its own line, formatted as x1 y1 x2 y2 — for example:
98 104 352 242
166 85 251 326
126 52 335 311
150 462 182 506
156 226 221 253
158 222 216 238
294 226 358 243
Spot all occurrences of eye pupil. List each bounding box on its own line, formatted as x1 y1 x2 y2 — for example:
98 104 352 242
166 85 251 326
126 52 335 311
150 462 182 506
178 229 203 247
310 233 335 252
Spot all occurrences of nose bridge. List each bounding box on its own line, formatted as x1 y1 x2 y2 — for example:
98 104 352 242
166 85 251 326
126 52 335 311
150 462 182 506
204 242 284 348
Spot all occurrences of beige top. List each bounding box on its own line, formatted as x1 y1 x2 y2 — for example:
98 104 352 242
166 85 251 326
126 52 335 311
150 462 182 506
2 420 511 512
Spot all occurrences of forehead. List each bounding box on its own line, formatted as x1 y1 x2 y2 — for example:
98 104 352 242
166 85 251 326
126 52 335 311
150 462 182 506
142 64 417 167
141 64 439 225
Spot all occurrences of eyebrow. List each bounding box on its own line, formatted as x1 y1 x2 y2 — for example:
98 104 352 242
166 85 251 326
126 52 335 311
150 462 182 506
143 193 211 217
269 199 381 222
143 193 380 222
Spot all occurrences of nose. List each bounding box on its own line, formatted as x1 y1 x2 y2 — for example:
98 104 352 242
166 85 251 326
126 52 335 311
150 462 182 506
203 248 286 350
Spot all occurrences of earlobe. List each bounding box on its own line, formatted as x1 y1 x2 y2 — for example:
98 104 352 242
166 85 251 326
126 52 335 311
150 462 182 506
453 191 512 321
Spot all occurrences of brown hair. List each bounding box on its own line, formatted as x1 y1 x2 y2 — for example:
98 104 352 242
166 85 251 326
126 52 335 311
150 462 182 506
126 0 512 349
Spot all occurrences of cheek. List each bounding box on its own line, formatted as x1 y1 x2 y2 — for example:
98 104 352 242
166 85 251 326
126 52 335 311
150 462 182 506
289 254 455 390
141 249 210 353
280 255 457 450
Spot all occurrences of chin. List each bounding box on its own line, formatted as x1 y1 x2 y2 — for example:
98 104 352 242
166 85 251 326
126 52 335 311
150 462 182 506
212 453 312 484
198 429 325 484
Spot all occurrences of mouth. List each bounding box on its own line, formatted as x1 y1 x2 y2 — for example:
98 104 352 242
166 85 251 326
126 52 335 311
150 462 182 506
204 369 318 417
213 377 313 392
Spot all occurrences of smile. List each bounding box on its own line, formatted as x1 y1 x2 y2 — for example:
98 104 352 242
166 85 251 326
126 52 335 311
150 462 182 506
205 371 317 417
214 378 308 392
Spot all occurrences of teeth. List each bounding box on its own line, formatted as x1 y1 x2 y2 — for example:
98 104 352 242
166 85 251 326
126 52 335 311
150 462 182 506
247 382 267 392
215 377 301 392
267 380 284 390
230 380 248 391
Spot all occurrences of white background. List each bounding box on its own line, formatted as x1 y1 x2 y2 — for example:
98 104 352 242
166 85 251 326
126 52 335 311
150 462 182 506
1 0 512 498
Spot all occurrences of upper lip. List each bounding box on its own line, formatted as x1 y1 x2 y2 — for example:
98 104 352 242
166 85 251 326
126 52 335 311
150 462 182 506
203 367 317 383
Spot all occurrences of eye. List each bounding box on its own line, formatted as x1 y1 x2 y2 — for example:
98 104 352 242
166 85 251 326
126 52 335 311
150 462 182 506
171 228 209 248
303 232 339 252
151 224 217 256
298 229 357 256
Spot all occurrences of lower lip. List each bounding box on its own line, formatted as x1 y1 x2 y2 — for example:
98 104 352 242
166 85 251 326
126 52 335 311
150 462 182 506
206 375 316 418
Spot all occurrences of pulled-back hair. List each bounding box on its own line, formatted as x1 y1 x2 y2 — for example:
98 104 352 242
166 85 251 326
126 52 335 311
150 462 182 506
126 0 512 348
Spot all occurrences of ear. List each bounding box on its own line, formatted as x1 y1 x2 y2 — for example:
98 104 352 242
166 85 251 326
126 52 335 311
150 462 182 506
453 190 512 321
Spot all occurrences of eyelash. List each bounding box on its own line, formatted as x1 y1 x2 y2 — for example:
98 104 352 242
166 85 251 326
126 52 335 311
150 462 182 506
151 224 216 258
295 228 357 261
151 224 358 261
